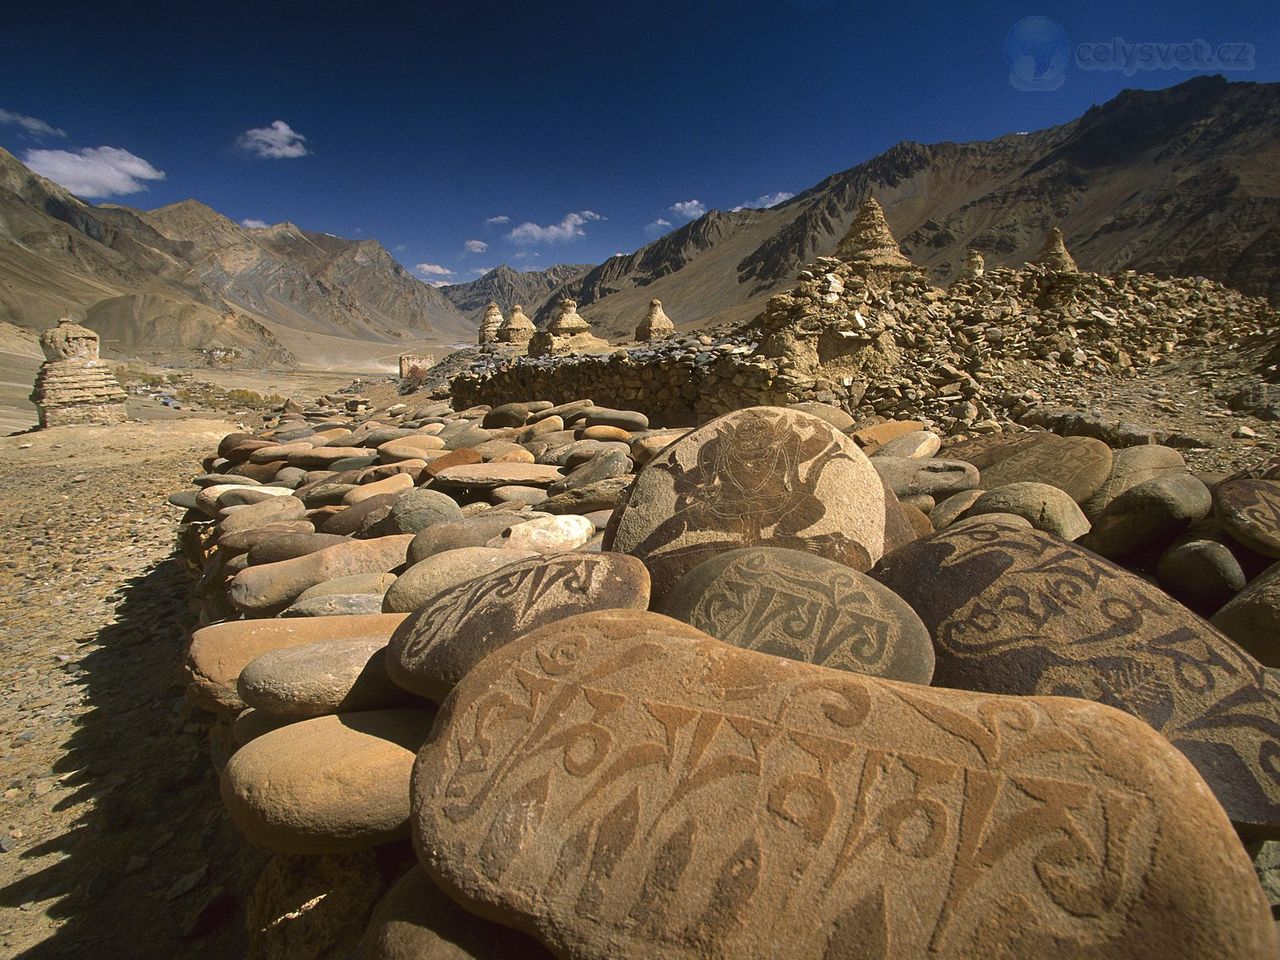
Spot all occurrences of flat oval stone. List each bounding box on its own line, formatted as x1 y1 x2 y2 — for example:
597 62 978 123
583 407 648 431
659 547 932 683
411 610 1276 958
376 488 465 536
238 636 421 717
873 518 1280 836
222 708 434 853
382 547 537 614
362 865 553 960
431 463 564 489
386 553 649 701
1211 563 1280 667
1157 539 1246 617
606 407 886 601
964 481 1090 540
408 514 527 564
1077 473 1211 559
229 535 413 615
977 434 1113 503
1215 479 1280 558
871 457 980 499
220 520 317 554
281 594 386 617
875 429 941 459
534 476 632 516
247 532 351 566
1081 445 1187 519
487 514 594 554
185 613 409 715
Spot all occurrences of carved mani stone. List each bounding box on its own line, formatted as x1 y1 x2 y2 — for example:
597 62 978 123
659 546 934 684
604 406 887 602
386 553 651 701
411 609 1277 959
1214 478 1280 558
976 434 1113 504
873 519 1280 837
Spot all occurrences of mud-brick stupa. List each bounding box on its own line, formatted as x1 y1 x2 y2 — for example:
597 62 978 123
30 318 128 428
527 298 609 357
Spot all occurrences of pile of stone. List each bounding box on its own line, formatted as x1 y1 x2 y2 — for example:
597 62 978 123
168 392 1280 957
29 318 128 428
440 203 1278 435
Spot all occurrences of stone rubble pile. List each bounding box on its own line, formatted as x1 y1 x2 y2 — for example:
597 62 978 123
442 204 1277 435
167 390 1280 958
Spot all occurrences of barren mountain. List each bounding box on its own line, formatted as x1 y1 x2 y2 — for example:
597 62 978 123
439 263 593 319
549 76 1280 340
0 154 474 368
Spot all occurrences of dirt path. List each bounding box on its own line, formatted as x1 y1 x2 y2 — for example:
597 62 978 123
0 420 268 959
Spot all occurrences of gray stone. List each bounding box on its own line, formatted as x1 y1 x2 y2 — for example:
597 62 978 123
964 481 1091 540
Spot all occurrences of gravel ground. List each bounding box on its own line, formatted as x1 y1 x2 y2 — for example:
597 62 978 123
0 419 268 959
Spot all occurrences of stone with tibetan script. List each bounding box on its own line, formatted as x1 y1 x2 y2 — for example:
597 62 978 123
977 434 1113 504
659 547 932 683
411 609 1276 959
1214 478 1280 559
604 406 885 601
387 553 649 701
873 518 1280 836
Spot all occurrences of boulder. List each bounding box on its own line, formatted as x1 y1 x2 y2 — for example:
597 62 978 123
874 519 1280 836
238 635 421 717
222 708 434 853
411 609 1276 958
963 482 1090 540
659 546 933 683
386 553 650 701
382 547 537 614
184 613 408 715
606 407 886 601
228 535 413 615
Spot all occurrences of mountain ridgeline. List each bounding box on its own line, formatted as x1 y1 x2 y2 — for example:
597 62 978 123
549 75 1280 339
0 158 475 368
0 75 1276 367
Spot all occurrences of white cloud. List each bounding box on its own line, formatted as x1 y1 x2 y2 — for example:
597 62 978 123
731 191 795 212
485 215 510 224
394 243 407 252
469 266 496 275
507 210 603 244
422 279 451 287
414 262 454 278
0 109 64 139
464 239 488 253
23 146 165 197
670 199 706 220
240 218 269 229
513 250 540 260
646 217 672 236
237 120 309 159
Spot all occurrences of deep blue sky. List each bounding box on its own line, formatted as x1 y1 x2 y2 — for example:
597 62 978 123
2 0 1277 283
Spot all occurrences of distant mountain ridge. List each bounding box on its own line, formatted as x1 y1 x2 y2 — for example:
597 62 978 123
0 156 474 367
439 264 594 319
546 75 1280 339
1 75 1275 365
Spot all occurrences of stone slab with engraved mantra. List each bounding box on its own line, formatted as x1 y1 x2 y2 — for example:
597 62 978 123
873 518 1280 837
386 553 650 702
659 546 934 684
410 610 1275 959
603 406 887 602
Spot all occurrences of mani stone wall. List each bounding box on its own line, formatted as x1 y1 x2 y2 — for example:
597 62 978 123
449 335 868 428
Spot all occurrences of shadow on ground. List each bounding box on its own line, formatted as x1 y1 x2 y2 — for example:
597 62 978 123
0 553 266 959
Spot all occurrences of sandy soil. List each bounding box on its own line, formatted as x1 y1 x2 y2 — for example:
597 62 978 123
0 420 269 959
